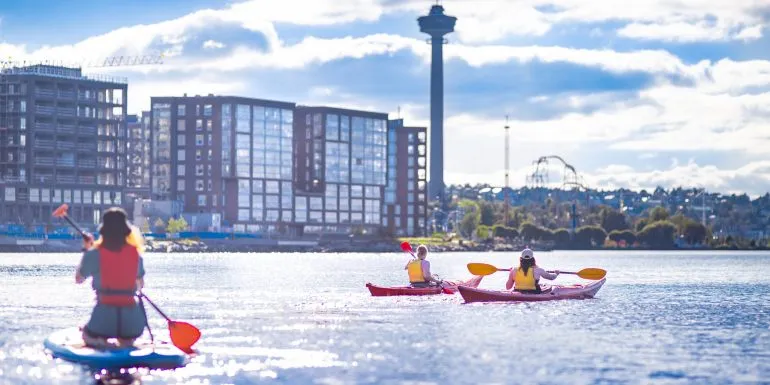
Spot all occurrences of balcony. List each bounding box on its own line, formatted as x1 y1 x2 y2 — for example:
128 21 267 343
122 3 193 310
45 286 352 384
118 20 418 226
78 160 97 168
0 176 26 184
78 93 97 102
35 123 56 132
56 158 76 167
77 143 96 152
36 89 56 98
34 174 54 183
34 139 55 149
80 126 97 136
58 91 75 99
57 141 76 150
57 107 76 117
34 157 55 166
36 105 56 115
56 175 76 184
59 124 77 134
78 176 96 184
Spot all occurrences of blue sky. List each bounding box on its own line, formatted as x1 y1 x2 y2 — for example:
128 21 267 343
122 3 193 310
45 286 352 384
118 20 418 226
2 0 770 196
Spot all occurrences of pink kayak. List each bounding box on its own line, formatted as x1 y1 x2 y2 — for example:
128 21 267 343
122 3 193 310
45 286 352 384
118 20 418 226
458 278 606 303
366 276 484 296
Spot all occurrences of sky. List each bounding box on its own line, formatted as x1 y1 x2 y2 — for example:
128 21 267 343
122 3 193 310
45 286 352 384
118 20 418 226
2 0 770 197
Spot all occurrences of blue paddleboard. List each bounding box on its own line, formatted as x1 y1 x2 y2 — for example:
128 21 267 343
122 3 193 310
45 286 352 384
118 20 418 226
44 328 189 370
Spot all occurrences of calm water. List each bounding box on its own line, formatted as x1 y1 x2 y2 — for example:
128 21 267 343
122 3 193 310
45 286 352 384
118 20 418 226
0 250 768 384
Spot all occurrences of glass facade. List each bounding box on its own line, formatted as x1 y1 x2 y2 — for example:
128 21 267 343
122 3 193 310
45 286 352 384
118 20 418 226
151 103 171 199
226 103 294 225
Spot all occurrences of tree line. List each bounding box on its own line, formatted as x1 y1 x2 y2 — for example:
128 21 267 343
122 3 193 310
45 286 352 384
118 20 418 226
446 200 751 249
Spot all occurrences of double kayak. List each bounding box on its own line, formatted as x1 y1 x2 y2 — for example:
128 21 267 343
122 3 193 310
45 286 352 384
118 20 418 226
458 278 606 303
44 328 190 370
366 275 483 296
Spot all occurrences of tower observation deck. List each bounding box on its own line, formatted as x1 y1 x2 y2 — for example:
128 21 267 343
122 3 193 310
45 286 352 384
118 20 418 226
418 3 456 209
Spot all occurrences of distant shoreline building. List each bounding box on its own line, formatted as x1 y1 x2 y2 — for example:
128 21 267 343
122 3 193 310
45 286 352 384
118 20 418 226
0 65 127 228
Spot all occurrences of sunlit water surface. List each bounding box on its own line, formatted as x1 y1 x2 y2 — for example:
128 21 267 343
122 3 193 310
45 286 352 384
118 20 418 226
0 251 768 384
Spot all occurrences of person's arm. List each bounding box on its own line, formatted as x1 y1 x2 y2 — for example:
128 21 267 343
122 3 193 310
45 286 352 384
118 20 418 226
537 267 559 280
136 256 145 290
505 268 516 290
76 248 97 284
423 260 440 283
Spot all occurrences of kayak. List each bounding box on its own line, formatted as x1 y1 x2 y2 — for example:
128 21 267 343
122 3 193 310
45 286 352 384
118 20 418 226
458 278 606 303
44 327 190 370
366 275 483 296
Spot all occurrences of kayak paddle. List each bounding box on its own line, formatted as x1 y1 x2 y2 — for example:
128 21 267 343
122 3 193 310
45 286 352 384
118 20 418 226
140 293 201 354
400 241 452 294
467 263 607 280
52 204 202 352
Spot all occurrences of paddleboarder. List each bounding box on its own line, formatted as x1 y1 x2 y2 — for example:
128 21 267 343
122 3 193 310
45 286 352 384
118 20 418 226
505 248 559 293
405 245 443 288
75 207 147 349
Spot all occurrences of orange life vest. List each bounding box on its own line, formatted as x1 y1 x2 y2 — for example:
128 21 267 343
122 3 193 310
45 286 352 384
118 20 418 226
97 245 139 306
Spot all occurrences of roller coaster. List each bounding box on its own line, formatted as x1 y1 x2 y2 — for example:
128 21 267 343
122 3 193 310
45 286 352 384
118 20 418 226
525 155 589 191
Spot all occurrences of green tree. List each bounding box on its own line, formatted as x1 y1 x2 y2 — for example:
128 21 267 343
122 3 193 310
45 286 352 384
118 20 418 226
682 220 707 245
476 225 490 240
166 217 188 234
493 225 518 239
479 201 497 226
551 228 571 248
458 200 480 238
649 206 670 222
600 207 628 233
637 220 676 248
519 221 547 241
574 225 607 248
608 229 636 246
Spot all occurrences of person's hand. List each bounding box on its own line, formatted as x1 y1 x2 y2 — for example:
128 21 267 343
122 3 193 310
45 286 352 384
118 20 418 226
82 233 94 251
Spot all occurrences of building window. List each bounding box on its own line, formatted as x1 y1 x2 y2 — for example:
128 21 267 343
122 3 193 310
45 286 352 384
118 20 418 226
177 165 185 176
196 164 204 176
196 180 204 191
197 195 206 206
196 134 204 146
196 150 202 161
177 150 185 161
204 104 212 117
177 134 185 147
196 119 203 131
178 120 186 131
178 105 185 116
178 180 185 191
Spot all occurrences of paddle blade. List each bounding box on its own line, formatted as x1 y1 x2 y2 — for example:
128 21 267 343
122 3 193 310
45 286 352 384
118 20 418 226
168 321 201 351
467 263 503 276
52 204 69 218
400 241 413 254
576 268 607 280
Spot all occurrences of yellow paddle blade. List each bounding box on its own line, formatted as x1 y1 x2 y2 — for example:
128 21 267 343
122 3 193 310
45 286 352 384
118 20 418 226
467 263 502 276
576 268 607 280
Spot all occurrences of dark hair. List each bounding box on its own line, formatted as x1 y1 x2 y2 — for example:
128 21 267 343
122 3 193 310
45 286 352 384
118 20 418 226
98 207 131 247
520 256 535 275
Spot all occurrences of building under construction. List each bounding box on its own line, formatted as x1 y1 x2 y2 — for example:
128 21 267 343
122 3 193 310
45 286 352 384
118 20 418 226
0 65 128 228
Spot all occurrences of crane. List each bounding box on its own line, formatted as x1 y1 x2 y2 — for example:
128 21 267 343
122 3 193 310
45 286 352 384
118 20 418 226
0 54 163 131
1 53 164 70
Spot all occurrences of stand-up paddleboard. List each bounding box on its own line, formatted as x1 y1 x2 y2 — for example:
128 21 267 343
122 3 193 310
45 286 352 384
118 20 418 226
44 328 190 370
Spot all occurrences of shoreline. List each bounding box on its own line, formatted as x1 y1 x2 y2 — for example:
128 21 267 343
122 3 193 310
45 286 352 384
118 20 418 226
1 239 766 253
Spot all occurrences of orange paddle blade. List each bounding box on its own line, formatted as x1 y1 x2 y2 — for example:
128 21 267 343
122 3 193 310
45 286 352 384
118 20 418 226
467 263 508 276
168 321 201 352
576 268 607 280
52 204 69 218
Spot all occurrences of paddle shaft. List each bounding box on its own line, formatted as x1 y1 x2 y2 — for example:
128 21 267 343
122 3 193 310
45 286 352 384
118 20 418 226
140 293 172 323
60 214 89 240
494 268 578 275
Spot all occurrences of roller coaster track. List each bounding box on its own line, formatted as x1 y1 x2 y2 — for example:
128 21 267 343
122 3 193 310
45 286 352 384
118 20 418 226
525 155 589 191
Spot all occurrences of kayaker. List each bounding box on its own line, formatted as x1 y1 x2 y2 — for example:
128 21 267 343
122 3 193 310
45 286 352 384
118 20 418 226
404 245 442 287
505 248 559 293
75 207 147 349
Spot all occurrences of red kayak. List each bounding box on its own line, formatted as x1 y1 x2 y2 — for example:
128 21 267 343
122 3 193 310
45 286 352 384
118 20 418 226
366 276 484 297
458 278 606 303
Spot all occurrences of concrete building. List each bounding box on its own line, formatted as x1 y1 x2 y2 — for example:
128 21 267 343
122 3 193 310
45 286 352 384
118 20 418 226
0 65 127 227
385 119 428 236
149 95 296 233
126 111 151 199
418 4 456 208
293 106 388 236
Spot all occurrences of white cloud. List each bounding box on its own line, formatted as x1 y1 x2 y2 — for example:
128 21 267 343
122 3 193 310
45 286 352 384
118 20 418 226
127 76 247 112
202 40 225 49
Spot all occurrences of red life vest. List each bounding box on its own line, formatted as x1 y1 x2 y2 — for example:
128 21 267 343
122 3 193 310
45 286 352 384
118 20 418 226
97 245 139 306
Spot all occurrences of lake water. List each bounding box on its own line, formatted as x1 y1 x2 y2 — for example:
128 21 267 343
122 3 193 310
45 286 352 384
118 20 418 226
0 250 768 384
